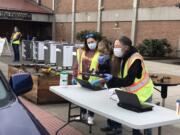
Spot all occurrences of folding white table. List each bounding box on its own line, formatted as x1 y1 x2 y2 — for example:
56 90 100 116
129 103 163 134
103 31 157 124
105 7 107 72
50 85 180 135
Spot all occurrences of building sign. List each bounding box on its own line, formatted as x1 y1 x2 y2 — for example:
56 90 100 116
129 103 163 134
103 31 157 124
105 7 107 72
0 10 32 20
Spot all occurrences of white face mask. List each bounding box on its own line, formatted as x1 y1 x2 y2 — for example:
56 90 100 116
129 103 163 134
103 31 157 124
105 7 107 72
87 42 97 50
114 48 123 57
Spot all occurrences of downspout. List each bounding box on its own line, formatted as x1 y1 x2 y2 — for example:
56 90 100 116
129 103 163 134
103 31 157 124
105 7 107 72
97 0 103 32
131 0 139 46
71 0 76 43
36 0 41 5
52 0 56 40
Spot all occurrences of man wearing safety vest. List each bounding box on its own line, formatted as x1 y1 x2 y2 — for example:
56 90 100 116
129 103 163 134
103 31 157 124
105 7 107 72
101 36 154 135
72 33 100 125
11 26 22 62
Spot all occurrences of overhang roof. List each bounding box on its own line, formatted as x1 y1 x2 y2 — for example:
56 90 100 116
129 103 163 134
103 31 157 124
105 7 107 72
0 0 53 14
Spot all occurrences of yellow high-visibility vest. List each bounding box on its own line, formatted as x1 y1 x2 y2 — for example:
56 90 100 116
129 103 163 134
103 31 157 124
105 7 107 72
120 52 154 102
12 32 21 45
76 48 100 82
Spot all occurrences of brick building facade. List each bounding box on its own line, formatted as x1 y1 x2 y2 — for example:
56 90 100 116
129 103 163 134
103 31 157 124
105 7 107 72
40 0 180 56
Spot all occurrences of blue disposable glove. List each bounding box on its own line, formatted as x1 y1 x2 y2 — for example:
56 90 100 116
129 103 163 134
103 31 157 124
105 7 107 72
98 56 106 65
98 55 110 65
104 73 113 82
71 77 77 85
90 80 101 87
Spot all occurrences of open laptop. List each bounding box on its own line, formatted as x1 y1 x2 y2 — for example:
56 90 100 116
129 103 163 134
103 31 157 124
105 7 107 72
115 90 153 113
76 78 105 91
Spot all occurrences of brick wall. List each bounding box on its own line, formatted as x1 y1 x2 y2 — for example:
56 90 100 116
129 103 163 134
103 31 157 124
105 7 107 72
139 0 178 8
136 21 180 52
41 0 52 9
75 23 97 42
56 0 72 14
56 23 71 41
103 0 132 10
76 22 97 33
56 22 132 43
54 0 180 55
102 22 131 41
76 0 98 12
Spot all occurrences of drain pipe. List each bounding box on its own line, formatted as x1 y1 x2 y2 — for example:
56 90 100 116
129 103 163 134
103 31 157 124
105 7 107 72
71 0 76 43
131 0 139 46
36 0 41 5
52 0 56 40
52 0 55 10
97 0 103 32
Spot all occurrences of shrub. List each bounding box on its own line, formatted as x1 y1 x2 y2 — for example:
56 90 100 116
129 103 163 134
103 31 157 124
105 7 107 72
137 39 172 57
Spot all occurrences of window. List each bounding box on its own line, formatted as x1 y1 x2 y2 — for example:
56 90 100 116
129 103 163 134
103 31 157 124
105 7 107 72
0 79 14 108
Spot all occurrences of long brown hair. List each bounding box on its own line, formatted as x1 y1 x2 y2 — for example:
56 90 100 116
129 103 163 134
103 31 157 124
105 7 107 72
97 38 113 55
111 55 121 77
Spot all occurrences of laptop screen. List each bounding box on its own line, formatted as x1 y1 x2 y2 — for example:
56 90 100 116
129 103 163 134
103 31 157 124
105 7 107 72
115 90 141 108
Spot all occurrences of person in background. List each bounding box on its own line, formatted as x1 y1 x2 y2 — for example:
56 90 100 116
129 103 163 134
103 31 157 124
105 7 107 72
97 39 113 74
11 26 22 62
72 33 100 125
90 38 113 87
99 36 154 135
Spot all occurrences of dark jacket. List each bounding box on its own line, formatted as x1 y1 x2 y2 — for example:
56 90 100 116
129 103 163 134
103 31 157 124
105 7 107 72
107 47 142 88
98 59 111 74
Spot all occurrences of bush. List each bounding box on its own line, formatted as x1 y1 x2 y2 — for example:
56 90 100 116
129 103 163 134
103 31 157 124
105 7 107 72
76 30 103 42
137 39 172 57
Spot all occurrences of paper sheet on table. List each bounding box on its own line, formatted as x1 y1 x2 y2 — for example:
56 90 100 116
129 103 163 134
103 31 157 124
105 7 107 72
108 88 123 102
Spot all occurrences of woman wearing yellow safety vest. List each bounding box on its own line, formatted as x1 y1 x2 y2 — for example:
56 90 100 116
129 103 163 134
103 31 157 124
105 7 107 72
99 36 154 135
11 26 22 62
72 33 101 125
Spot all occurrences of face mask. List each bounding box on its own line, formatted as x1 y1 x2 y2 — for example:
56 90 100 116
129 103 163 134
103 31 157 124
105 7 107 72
87 42 97 50
114 48 123 57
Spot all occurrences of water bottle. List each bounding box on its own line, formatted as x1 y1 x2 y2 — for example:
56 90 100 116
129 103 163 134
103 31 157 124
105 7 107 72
176 99 180 115
60 71 68 86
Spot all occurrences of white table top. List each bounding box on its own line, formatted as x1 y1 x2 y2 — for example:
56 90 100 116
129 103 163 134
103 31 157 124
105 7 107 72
50 85 180 129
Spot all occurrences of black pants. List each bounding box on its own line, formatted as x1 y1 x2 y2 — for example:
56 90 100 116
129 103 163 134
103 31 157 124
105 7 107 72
107 119 122 129
81 108 94 117
12 44 20 61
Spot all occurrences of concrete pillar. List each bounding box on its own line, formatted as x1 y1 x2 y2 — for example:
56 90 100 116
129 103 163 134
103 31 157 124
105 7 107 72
71 0 76 43
131 0 139 46
97 0 103 32
52 0 55 11
176 36 180 58
52 0 56 40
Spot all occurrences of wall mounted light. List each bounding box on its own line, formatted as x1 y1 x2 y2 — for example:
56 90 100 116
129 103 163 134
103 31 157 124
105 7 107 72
114 22 119 28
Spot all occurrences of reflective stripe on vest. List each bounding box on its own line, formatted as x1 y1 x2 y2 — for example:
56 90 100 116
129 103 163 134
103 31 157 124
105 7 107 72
12 32 21 45
122 53 154 102
77 49 100 81
125 73 150 92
